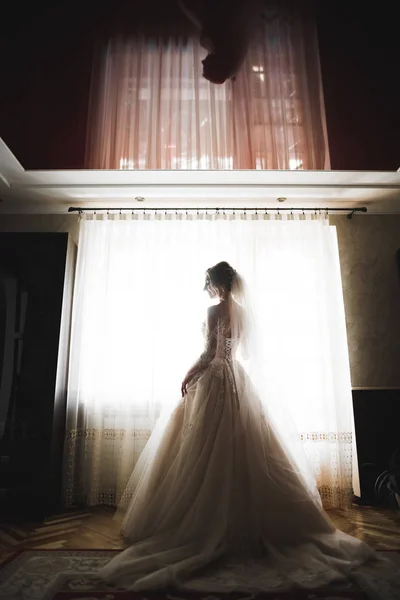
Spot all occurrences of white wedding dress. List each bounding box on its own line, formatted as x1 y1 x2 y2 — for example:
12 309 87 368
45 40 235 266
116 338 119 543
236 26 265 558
100 310 400 597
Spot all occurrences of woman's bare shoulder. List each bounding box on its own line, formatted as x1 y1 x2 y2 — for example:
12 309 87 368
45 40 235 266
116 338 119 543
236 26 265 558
207 303 230 332
208 302 229 317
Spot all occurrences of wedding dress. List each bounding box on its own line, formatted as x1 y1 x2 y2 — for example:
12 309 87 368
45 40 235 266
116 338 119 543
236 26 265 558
100 299 400 597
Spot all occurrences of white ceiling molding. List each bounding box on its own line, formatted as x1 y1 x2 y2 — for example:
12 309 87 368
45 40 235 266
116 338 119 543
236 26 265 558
1 138 400 214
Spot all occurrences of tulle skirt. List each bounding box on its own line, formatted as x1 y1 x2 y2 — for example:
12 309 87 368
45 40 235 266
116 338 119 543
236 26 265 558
99 360 400 596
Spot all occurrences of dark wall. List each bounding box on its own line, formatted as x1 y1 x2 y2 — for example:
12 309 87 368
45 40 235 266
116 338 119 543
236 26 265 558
1 1 398 170
316 2 400 171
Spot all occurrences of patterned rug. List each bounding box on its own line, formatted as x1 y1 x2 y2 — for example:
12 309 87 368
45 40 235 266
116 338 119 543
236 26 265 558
1 549 400 600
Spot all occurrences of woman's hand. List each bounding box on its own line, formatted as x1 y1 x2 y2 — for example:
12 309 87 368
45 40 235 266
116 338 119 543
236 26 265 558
181 375 191 398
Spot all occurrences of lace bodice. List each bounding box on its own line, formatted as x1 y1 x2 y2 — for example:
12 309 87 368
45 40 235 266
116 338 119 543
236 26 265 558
200 317 237 365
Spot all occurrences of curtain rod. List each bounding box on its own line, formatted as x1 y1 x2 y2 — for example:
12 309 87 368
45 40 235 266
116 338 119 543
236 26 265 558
68 206 367 219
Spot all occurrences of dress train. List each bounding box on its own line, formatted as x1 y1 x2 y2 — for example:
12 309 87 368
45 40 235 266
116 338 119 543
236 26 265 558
99 320 400 597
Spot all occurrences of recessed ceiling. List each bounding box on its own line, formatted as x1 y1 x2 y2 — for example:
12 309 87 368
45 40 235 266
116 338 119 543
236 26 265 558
1 138 399 214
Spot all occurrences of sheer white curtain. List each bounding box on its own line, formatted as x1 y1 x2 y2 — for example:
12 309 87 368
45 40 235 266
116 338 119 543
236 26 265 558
63 212 355 508
85 8 329 169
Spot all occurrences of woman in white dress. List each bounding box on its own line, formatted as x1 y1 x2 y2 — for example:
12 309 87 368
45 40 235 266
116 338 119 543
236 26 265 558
100 262 399 596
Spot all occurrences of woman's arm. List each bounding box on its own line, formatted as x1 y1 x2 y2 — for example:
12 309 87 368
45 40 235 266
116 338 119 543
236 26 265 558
181 306 219 397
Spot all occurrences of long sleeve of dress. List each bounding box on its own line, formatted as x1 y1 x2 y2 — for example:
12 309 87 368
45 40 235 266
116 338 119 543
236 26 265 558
185 314 218 381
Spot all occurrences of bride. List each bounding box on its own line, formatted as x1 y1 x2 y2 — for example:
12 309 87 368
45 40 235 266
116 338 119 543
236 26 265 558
100 262 399 595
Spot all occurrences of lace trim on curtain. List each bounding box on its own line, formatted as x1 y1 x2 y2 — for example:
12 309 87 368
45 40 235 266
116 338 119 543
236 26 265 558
319 486 354 507
300 431 353 508
67 428 152 441
64 427 354 508
300 432 352 443
63 428 152 507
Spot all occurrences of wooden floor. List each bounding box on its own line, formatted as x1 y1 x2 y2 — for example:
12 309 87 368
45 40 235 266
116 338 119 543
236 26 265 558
1 505 400 566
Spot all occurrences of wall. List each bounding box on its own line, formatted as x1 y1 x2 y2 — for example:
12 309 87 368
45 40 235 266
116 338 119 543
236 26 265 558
0 215 80 245
332 215 400 388
333 215 400 502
